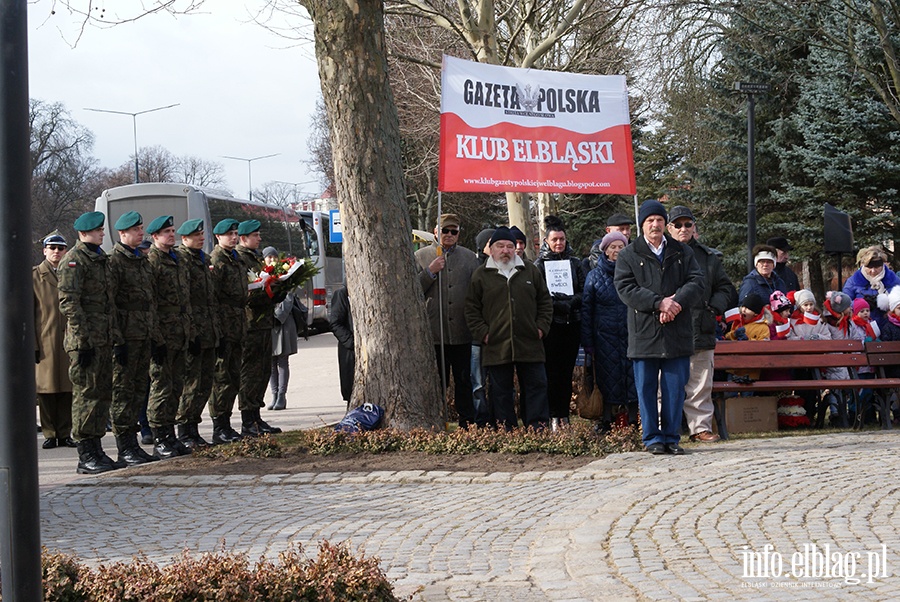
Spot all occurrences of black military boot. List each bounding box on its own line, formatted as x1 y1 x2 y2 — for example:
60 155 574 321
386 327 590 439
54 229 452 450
152 427 181 460
212 415 242 444
76 438 119 474
254 408 282 435
116 433 158 466
241 410 261 437
167 425 192 456
188 423 210 448
177 423 205 451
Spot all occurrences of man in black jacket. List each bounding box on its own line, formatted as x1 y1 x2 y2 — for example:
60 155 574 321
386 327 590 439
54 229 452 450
767 236 801 292
614 200 704 455
668 206 737 443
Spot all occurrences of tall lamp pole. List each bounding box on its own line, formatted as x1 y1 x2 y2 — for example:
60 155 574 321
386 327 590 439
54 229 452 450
84 103 180 183
734 81 770 271
222 154 280 201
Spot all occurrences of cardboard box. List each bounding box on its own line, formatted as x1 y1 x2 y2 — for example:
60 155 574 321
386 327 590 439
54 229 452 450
719 396 779 434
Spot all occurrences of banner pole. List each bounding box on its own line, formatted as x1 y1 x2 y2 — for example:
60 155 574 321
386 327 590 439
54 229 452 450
436 191 448 429
633 194 639 228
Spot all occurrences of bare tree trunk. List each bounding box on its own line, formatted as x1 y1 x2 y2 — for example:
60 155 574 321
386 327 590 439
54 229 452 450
300 0 443 430
535 192 557 240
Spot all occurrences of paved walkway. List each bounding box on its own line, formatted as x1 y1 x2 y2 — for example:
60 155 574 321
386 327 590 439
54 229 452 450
40 430 900 601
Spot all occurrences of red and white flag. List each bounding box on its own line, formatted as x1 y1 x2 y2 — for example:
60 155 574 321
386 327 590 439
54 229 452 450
438 56 636 195
724 307 742 326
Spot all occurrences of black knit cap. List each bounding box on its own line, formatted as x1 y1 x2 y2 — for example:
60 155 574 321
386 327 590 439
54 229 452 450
489 226 517 246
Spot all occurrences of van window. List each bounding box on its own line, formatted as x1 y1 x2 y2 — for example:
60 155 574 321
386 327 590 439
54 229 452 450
208 197 295 255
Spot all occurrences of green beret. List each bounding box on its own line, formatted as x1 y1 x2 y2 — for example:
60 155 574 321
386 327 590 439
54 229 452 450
114 211 143 231
73 211 105 232
176 218 204 236
237 220 261 236
146 215 174 235
213 219 239 235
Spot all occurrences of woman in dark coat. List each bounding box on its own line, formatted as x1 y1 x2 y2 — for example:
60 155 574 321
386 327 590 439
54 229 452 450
738 244 786 302
534 216 586 429
581 231 637 431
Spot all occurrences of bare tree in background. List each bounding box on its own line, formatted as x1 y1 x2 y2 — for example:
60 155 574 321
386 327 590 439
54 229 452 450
30 99 99 255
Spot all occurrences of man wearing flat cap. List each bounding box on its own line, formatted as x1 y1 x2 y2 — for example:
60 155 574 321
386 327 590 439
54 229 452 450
766 236 800 292
208 218 246 443
235 219 284 437
415 213 481 428
107 210 161 465
176 218 221 449
58 211 125 473
666 206 736 444
34 232 75 450
606 213 635 241
465 226 553 430
146 215 193 459
614 200 704 455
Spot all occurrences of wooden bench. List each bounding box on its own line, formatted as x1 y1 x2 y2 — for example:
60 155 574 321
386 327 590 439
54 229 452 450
712 339 900 438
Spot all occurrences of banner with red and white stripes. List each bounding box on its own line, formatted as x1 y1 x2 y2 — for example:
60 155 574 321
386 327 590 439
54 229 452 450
438 56 636 195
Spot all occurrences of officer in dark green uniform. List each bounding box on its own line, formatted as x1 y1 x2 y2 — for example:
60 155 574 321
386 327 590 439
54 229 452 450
146 215 192 459
175 218 221 448
236 219 283 437
108 210 160 466
58 211 125 474
208 218 246 443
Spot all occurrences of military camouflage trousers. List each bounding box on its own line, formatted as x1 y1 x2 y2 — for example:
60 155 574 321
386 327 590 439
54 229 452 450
209 339 241 419
68 347 112 441
177 346 215 425
110 338 151 436
148 344 185 428
239 328 272 411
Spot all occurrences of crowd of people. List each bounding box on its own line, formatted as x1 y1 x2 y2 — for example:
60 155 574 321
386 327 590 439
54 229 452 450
34 211 289 474
37 202 900 468
418 201 900 453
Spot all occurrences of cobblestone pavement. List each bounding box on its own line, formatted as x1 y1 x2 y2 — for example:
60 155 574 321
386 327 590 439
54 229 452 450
41 431 900 601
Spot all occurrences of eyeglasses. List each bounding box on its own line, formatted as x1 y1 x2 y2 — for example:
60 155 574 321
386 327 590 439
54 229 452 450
441 228 459 235
46 245 66 251
673 221 694 229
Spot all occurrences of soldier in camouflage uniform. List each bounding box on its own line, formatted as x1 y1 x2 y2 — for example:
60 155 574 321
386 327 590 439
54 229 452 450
57 211 124 474
176 218 221 448
108 211 161 466
236 219 283 437
146 215 192 459
208 218 246 443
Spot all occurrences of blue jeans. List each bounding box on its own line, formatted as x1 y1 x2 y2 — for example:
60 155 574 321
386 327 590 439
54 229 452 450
633 356 690 446
470 345 490 426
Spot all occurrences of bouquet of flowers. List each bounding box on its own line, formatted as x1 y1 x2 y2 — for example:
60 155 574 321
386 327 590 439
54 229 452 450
248 253 319 298
777 395 811 428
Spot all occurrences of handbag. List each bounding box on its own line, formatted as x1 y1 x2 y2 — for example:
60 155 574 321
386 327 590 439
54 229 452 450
291 297 309 338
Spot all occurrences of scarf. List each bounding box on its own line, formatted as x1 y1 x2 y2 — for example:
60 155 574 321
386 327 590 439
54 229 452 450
823 299 849 335
863 266 887 294
851 314 878 340
889 313 900 328
797 311 821 326
770 311 791 339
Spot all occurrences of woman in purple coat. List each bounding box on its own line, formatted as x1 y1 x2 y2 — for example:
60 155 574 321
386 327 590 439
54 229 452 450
843 246 900 321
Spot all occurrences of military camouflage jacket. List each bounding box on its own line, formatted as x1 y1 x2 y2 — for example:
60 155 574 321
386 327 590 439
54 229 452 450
177 245 221 349
236 244 277 331
57 240 122 352
210 245 247 343
148 245 192 350
109 242 161 344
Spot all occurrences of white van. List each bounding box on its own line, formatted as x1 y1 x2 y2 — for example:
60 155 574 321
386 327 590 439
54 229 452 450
95 182 343 328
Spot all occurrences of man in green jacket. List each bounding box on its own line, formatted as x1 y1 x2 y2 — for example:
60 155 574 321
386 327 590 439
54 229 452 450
465 226 553 430
58 211 124 474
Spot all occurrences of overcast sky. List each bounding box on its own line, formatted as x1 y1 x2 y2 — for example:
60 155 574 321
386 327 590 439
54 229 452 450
27 2 323 200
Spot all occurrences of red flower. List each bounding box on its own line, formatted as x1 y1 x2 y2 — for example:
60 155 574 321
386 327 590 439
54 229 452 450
263 265 274 274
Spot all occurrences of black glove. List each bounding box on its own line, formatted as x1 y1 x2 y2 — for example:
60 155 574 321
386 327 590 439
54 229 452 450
151 342 168 364
78 347 95 368
188 335 202 356
216 338 228 359
113 344 128 367
35 350 41 364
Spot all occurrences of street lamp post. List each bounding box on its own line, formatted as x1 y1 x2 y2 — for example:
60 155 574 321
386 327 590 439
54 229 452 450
84 103 180 184
272 179 319 207
734 81 770 272
222 154 280 201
